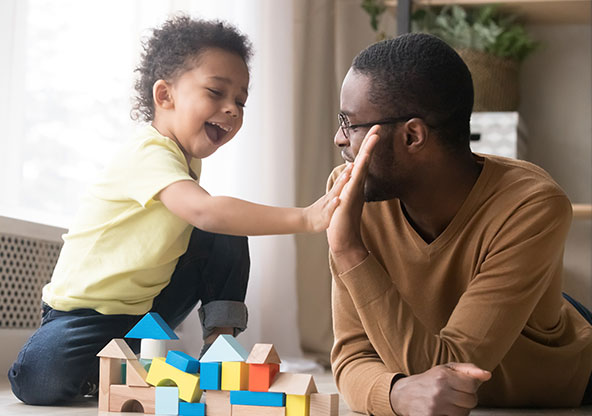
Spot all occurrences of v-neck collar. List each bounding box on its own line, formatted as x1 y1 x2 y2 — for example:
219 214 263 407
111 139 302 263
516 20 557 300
399 155 493 255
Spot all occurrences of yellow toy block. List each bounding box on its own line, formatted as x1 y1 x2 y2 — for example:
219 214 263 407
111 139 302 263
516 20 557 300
221 361 249 391
146 357 202 403
286 394 310 416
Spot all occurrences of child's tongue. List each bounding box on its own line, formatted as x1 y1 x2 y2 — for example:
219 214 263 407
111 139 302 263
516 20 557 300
205 123 221 143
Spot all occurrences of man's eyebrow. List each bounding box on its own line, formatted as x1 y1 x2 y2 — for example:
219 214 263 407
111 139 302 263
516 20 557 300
209 76 249 95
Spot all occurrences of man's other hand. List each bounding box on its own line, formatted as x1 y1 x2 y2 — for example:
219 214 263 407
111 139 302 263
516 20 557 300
390 363 491 416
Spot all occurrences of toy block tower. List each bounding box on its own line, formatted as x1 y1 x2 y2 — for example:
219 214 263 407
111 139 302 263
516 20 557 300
125 312 179 360
246 343 281 392
269 373 318 416
200 334 250 391
96 338 155 413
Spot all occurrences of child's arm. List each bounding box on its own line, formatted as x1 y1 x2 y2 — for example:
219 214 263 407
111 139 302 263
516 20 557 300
157 164 352 236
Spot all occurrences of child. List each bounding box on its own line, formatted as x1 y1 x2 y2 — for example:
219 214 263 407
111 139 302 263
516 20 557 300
8 16 354 405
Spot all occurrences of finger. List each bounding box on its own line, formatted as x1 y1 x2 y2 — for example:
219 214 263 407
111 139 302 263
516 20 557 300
350 132 380 186
356 125 381 162
448 389 479 409
446 362 491 382
328 164 353 196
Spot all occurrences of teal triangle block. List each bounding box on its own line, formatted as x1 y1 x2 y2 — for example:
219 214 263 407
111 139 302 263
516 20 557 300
125 312 179 340
199 334 249 362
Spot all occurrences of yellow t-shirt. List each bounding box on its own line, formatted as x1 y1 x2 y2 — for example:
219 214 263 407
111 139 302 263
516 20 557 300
42 125 201 315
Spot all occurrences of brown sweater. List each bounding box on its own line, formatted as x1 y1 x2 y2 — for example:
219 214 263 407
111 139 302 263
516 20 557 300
328 155 592 415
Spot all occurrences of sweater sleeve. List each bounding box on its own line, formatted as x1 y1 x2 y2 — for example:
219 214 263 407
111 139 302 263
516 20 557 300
330 255 399 416
330 194 572 411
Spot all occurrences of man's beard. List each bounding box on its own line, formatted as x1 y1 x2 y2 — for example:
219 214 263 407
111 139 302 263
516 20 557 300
364 175 399 202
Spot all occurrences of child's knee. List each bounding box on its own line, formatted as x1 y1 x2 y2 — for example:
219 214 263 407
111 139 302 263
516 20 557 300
8 347 80 405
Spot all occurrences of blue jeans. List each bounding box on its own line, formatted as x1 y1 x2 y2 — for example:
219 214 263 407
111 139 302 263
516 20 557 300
563 293 592 405
8 228 250 405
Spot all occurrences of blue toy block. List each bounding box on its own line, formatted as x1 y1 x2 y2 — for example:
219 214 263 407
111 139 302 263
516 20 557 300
179 402 205 416
199 334 248 362
230 390 286 407
199 361 221 390
155 386 179 415
166 350 200 374
125 312 179 340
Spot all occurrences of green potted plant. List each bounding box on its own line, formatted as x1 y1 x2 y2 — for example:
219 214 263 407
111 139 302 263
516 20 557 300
360 2 539 111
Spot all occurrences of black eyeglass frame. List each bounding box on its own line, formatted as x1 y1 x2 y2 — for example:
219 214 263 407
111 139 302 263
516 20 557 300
337 112 422 139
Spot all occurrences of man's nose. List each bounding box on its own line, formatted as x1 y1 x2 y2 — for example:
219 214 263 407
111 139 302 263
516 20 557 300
334 128 349 148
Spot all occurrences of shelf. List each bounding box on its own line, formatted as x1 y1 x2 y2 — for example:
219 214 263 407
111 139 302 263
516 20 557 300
385 0 591 25
573 204 592 220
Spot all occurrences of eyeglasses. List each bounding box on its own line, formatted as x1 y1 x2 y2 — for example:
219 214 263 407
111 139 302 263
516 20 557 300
337 112 418 139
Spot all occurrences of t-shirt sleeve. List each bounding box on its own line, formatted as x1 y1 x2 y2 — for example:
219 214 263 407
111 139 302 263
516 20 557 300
102 136 196 208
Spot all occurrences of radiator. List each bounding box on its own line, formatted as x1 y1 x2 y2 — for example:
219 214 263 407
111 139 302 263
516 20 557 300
0 215 65 376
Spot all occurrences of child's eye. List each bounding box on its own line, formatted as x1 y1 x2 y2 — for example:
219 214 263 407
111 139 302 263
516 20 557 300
207 88 222 96
236 101 246 108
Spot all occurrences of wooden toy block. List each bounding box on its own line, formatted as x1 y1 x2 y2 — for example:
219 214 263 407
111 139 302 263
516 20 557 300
141 338 167 360
109 384 156 414
232 404 286 415
200 334 249 362
99 357 121 411
286 394 310 416
125 312 179 340
249 363 280 392
269 373 318 396
126 358 149 387
205 390 231 416
221 361 249 391
246 344 281 364
166 350 200 373
199 361 221 390
309 393 339 416
156 386 179 415
230 390 285 407
179 401 206 416
146 357 202 403
97 338 137 359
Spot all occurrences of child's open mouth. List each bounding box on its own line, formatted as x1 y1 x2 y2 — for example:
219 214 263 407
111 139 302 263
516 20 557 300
205 121 232 145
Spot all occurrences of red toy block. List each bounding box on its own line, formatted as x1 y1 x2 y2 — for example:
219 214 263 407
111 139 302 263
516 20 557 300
248 363 280 392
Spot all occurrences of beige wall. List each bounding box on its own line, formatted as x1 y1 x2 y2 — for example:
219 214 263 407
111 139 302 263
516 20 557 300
519 24 592 307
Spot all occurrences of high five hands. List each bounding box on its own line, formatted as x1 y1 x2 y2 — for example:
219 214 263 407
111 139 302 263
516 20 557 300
327 125 381 273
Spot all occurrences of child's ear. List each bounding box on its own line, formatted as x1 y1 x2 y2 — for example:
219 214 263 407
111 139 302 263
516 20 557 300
153 80 174 110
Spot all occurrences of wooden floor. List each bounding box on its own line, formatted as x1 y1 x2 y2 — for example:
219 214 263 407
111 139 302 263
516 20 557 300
2 374 592 415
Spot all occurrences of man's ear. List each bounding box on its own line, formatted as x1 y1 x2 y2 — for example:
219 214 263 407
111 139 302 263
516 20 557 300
153 80 174 110
402 118 429 153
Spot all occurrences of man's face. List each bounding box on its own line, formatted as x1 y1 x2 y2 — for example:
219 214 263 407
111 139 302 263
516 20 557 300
335 69 401 202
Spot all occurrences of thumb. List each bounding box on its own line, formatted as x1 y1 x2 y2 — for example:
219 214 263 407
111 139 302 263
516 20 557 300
446 362 492 382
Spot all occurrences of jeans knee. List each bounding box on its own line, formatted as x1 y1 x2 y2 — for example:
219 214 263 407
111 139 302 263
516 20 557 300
8 356 79 405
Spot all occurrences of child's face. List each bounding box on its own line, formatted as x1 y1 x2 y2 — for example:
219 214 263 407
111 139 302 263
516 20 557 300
159 48 250 160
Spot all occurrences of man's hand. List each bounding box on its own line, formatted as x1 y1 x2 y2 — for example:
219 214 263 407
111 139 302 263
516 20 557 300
327 125 381 273
390 363 491 416
302 164 353 233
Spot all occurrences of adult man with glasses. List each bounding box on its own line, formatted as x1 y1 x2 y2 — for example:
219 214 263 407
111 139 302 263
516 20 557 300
326 33 592 416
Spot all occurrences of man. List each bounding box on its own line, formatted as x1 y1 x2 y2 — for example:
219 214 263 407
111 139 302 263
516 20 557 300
326 33 592 416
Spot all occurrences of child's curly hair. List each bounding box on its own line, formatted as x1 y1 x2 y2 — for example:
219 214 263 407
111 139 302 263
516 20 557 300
132 15 253 122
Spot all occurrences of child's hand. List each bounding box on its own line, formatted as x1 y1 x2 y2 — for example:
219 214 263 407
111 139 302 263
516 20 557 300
303 164 353 232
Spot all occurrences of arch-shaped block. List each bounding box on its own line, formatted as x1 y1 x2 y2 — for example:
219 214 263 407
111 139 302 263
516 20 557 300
146 357 202 403
109 384 155 414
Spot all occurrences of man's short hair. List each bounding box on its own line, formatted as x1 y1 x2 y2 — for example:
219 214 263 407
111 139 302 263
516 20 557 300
352 33 474 151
